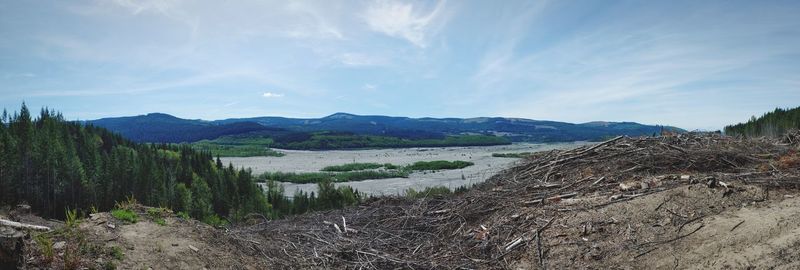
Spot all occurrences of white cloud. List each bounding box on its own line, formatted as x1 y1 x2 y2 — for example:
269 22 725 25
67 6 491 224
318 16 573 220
262 92 285 98
363 0 450 47
336 53 385 67
362 83 377 90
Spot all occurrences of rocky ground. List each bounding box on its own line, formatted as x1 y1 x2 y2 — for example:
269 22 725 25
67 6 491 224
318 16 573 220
4 132 800 269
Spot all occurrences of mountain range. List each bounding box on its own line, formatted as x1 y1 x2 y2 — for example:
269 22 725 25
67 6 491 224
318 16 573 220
87 112 683 144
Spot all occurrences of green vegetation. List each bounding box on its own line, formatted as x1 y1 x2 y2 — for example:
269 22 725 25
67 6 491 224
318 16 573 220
406 160 474 171
191 139 284 157
724 106 800 137
65 208 80 228
405 186 453 199
276 133 511 150
263 160 474 184
109 246 124 260
146 207 169 226
263 179 363 218
210 132 511 151
111 209 138 223
0 104 272 223
321 162 397 172
176 211 190 220
405 185 472 199
492 152 532 158
259 170 409 184
35 234 55 265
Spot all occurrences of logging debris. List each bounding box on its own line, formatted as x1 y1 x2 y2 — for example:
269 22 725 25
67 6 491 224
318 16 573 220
229 131 800 269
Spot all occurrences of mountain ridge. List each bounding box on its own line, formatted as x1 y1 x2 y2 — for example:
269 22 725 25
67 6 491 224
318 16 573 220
87 112 684 144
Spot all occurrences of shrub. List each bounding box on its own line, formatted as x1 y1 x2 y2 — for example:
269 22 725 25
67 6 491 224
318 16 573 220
34 234 54 265
321 162 387 172
406 186 453 199
202 214 229 227
176 211 190 219
109 246 124 260
111 209 138 223
406 160 474 171
65 208 80 228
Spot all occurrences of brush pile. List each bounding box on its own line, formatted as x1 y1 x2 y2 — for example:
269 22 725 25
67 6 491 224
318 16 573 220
232 132 800 269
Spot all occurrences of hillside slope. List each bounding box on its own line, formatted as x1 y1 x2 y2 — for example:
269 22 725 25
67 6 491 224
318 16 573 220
90 112 683 143
88 113 276 143
9 133 800 269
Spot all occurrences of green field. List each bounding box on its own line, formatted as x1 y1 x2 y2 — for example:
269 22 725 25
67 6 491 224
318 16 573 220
190 139 285 157
261 160 475 184
259 170 409 184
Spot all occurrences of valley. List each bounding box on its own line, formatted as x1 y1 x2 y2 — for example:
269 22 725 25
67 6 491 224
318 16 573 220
223 142 591 196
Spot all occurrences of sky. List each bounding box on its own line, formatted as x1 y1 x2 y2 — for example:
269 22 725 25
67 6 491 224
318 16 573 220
1 0 799 130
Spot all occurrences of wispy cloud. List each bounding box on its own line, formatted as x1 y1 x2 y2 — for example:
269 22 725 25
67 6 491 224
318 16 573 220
363 0 450 47
335 53 386 67
362 83 377 91
262 92 285 98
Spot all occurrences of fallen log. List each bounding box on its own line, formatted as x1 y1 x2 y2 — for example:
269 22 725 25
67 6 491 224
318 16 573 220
0 218 51 232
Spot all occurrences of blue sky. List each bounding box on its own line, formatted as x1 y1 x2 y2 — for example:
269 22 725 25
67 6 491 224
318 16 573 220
1 0 799 130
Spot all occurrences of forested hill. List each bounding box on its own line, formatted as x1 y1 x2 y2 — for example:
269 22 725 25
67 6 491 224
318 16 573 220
88 113 274 143
724 106 800 137
0 104 270 221
89 112 683 144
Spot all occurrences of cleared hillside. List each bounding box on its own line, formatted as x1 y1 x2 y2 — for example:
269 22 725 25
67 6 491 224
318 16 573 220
8 132 800 269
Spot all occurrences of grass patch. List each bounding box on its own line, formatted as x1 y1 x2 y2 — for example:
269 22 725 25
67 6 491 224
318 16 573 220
321 162 398 172
109 246 124 261
65 208 80 228
406 160 474 171
103 261 117 270
191 140 285 157
111 209 138 223
176 211 190 220
492 152 532 158
146 207 170 226
260 170 409 184
262 160 474 184
202 214 229 227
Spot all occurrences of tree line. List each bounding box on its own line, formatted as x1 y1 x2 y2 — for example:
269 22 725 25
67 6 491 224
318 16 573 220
0 104 362 222
724 106 800 137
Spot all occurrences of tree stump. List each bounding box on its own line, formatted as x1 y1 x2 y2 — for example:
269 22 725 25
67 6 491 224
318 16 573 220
0 226 25 269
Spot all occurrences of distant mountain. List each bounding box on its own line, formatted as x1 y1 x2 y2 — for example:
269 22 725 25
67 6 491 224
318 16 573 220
88 112 683 144
87 113 276 143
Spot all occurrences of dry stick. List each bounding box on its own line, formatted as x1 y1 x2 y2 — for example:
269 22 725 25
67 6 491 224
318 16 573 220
654 196 672 211
678 215 705 233
730 220 745 232
590 176 606 186
537 218 556 270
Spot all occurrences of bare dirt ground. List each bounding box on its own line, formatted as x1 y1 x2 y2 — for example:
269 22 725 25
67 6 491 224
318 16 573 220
10 132 800 269
13 205 268 269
